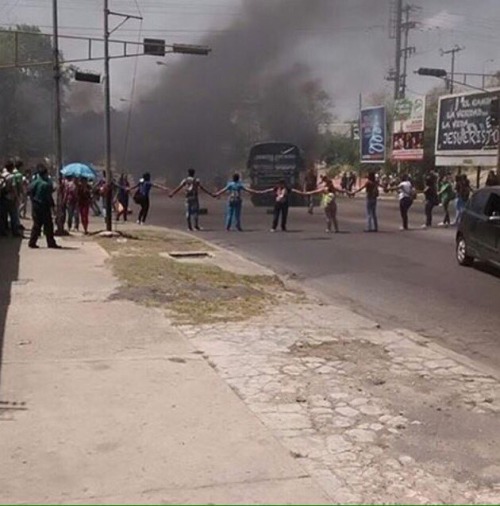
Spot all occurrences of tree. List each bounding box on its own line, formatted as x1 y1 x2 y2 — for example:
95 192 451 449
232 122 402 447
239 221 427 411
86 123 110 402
320 132 359 171
0 25 70 162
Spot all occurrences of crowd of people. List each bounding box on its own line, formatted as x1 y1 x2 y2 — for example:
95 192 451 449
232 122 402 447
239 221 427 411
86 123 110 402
1 158 499 247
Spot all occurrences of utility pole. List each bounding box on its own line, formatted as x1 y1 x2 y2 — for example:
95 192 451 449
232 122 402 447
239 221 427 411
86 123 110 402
400 5 417 99
52 0 65 235
440 45 465 94
103 0 112 232
388 1 418 100
391 0 403 100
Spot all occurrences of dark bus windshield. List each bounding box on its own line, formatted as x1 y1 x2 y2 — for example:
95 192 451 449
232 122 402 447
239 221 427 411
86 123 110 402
247 142 306 206
248 143 302 172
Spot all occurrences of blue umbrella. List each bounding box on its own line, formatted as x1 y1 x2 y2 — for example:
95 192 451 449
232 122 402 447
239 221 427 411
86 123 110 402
61 163 98 180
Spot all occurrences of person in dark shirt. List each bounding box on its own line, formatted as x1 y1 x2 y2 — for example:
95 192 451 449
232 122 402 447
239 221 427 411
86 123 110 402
261 179 301 232
351 171 382 232
28 164 60 249
422 175 439 228
485 170 499 187
303 167 318 214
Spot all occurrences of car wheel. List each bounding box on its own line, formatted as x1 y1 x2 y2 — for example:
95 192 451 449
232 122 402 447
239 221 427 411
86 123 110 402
456 235 474 266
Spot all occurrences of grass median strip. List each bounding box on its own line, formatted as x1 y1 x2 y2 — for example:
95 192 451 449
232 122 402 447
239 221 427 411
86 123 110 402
98 229 289 324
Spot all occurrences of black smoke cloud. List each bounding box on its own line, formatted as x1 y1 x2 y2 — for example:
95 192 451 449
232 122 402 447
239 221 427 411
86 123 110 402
123 0 345 181
64 0 386 180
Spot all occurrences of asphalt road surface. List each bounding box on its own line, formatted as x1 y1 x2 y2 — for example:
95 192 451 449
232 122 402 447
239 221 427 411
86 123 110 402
148 194 500 373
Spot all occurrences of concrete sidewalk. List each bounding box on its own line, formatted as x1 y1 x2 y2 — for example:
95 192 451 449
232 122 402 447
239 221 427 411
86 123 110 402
0 238 330 504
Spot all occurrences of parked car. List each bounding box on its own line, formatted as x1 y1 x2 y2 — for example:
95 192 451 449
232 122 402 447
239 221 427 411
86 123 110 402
456 186 500 267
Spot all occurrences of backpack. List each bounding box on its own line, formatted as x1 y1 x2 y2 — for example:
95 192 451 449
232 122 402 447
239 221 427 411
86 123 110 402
185 177 198 200
133 181 145 204
228 183 242 203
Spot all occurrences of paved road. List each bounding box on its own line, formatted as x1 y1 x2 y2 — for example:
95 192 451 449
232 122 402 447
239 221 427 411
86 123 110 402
148 194 500 372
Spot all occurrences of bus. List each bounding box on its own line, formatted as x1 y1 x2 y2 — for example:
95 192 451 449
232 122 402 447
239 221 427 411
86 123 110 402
247 142 306 206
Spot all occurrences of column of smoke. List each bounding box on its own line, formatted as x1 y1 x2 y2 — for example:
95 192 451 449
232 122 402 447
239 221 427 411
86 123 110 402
68 0 372 181
124 0 346 181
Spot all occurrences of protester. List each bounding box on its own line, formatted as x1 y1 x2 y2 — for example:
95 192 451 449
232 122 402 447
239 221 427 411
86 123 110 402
77 177 92 235
214 173 261 231
28 164 60 249
90 182 102 217
351 171 381 232
347 171 357 198
170 168 212 231
438 175 455 227
303 166 318 214
422 174 439 229
259 179 302 232
485 170 499 187
0 160 22 237
396 174 416 231
18 167 31 219
65 177 80 232
341 172 348 193
303 175 348 233
115 174 130 222
131 172 168 225
453 174 472 225
13 159 27 223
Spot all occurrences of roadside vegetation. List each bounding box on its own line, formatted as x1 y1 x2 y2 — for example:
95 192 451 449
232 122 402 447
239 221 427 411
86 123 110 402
98 229 291 324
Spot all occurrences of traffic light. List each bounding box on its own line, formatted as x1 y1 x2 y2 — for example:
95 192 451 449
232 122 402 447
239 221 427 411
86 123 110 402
74 71 101 84
417 67 448 78
172 44 211 56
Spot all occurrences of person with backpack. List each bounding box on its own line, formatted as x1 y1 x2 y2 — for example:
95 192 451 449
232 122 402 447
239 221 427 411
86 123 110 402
0 160 22 237
170 168 213 231
438 174 455 227
351 171 382 232
213 173 260 231
130 172 169 225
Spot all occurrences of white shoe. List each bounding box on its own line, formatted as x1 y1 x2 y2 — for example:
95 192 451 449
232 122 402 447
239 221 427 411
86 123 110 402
438 222 445 227
399 226 406 231
421 224 428 229
270 228 276 233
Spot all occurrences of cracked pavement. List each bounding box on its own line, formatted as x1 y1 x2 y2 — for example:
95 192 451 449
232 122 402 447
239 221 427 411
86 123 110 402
180 302 500 504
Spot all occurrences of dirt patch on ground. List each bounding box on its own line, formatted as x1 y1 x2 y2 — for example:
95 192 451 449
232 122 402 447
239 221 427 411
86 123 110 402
98 229 290 324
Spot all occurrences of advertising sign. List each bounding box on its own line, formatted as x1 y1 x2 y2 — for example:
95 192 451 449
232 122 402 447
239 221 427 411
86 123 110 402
435 89 500 167
360 106 386 163
392 96 425 161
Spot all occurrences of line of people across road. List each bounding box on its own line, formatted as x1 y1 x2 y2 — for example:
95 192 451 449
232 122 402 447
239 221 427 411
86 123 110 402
2 159 497 247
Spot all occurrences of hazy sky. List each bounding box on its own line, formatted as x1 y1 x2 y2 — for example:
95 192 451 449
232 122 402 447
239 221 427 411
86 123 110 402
2 0 500 119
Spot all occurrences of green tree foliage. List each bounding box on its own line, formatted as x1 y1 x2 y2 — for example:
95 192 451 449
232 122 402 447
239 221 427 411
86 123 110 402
320 132 359 170
0 25 68 161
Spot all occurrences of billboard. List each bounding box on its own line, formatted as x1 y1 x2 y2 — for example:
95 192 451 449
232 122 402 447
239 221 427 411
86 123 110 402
360 106 386 163
392 96 425 161
435 89 500 167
